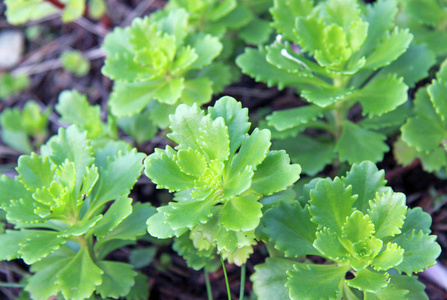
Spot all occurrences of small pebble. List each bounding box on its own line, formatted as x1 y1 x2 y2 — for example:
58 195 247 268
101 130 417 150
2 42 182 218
0 30 25 69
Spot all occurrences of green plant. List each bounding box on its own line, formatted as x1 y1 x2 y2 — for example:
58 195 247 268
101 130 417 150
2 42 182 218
4 0 105 24
0 101 49 153
0 125 154 300
60 50 91 77
102 8 229 128
236 0 435 175
253 161 441 299
56 90 158 146
144 96 301 268
396 0 447 59
0 73 30 100
395 59 447 172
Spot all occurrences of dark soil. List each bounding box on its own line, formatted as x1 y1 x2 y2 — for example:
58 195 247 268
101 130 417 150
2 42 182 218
0 1 446 299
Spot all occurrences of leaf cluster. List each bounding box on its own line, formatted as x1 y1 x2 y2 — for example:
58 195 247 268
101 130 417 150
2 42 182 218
60 50 91 77
253 161 441 299
236 0 436 175
0 101 49 153
4 0 106 24
102 8 227 127
145 96 301 268
0 73 30 100
396 0 447 58
0 125 154 300
395 59 447 172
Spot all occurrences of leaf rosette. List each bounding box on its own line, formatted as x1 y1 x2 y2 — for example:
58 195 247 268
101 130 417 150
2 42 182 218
0 125 154 300
254 161 441 299
396 59 447 172
237 0 436 175
102 8 227 127
145 96 301 267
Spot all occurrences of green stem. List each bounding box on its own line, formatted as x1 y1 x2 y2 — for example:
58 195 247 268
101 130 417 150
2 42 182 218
0 282 24 288
239 264 246 300
204 268 213 300
221 256 231 300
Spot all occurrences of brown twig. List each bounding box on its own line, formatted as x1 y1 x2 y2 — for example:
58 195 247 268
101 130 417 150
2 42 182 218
384 159 421 181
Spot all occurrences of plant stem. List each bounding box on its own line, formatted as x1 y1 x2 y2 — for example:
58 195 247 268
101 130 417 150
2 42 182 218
239 264 246 300
204 268 213 300
221 256 231 300
0 282 24 288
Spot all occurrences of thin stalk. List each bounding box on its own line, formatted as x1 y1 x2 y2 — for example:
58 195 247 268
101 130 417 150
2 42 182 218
221 256 231 300
204 268 213 300
239 264 246 300
0 282 24 288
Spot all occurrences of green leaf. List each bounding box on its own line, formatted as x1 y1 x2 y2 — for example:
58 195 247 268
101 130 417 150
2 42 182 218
181 78 213 106
379 43 436 88
363 28 413 70
251 150 301 196
166 198 215 230
62 0 85 22
59 215 102 237
368 190 407 239
386 275 428 300
342 161 387 213
371 243 404 271
17 154 55 191
239 17 272 45
394 230 441 274
355 74 408 116
286 263 350 300
302 87 353 108
295 15 325 54
153 77 184 105
342 211 375 242
176 149 208 177
25 257 72 300
428 77 447 122
92 196 133 239
347 269 389 293
309 177 357 235
173 233 216 270
263 202 319 257
267 105 325 131
219 195 262 231
270 0 314 41
359 0 398 57
401 116 446 152
100 203 155 242
109 80 163 117
274 135 336 176
208 96 250 155
313 228 350 263
168 103 230 162
147 207 178 239
4 0 58 25
251 257 296 300
19 231 67 264
96 261 136 299
56 248 103 300
46 125 94 193
56 90 103 138
189 34 222 69
0 230 33 260
400 207 432 235
229 128 271 176
236 47 302 90
144 147 196 192
335 121 389 164
117 110 157 145
125 272 150 300
222 166 253 199
92 149 145 207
